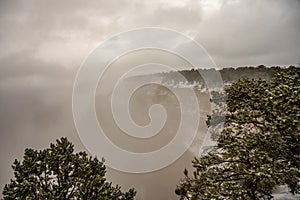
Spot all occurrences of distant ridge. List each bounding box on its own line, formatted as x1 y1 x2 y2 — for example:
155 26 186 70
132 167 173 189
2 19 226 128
126 65 298 86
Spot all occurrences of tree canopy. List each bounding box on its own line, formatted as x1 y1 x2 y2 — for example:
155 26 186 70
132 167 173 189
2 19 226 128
176 67 300 199
2 137 136 200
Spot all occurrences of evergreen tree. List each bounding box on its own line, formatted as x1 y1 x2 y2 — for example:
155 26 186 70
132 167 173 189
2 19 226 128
3 137 136 200
176 67 300 199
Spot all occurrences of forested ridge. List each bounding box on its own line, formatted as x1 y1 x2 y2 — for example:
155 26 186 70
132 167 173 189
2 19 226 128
176 66 300 199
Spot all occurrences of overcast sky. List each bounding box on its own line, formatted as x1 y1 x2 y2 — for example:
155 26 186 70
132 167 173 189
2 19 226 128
0 0 299 199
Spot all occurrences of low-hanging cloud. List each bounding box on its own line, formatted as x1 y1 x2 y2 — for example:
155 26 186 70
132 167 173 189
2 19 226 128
0 0 299 199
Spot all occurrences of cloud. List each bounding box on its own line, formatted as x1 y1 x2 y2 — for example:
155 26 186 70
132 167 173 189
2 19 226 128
0 0 204 66
0 0 299 199
0 51 81 194
1 0 297 68
195 0 300 66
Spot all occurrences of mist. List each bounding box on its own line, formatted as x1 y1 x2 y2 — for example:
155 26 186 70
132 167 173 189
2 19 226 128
0 0 299 199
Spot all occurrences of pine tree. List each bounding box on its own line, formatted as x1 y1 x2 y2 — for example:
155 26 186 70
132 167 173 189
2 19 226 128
3 137 136 200
176 67 300 199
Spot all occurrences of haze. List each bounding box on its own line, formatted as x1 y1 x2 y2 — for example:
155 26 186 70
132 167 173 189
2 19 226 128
0 0 299 199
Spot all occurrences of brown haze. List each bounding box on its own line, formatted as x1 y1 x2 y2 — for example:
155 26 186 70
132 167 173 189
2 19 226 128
1 0 300 199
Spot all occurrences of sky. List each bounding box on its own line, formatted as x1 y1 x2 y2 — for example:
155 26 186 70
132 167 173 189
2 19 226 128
0 0 299 199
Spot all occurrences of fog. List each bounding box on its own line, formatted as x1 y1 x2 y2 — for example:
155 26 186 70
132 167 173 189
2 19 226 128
0 0 299 199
